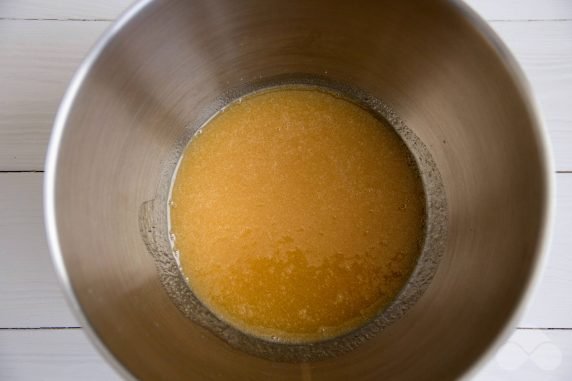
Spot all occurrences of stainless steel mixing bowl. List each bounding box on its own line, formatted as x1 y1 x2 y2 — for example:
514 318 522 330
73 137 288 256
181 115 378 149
45 0 554 379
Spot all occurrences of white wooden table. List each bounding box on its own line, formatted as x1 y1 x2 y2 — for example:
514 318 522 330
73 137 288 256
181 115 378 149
1 1 571 380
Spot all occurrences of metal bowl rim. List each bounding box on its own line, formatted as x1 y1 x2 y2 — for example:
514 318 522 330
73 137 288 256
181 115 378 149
43 1 556 379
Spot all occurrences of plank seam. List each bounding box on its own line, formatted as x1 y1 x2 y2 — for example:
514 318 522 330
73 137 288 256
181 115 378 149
0 170 44 173
0 327 81 330
0 17 112 22
516 327 572 330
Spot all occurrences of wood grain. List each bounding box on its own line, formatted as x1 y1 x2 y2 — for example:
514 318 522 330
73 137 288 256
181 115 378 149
465 0 572 21
0 328 570 380
0 1 571 379
520 173 572 328
2 0 571 21
489 21 572 173
0 172 570 329
0 0 131 20
0 20 109 171
0 20 571 171
0 173 77 328
0 329 120 381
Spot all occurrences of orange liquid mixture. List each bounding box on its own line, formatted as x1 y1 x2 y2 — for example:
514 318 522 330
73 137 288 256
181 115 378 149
170 88 425 342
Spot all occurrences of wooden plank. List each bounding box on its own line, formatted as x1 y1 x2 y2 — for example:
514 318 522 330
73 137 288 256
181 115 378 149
465 0 572 21
490 21 572 173
0 172 571 328
0 173 77 327
0 329 120 381
1 0 571 21
0 20 110 171
0 328 570 380
0 20 571 171
520 174 572 328
0 0 131 20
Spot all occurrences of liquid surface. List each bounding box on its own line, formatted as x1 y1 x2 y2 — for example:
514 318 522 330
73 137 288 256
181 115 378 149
170 88 425 343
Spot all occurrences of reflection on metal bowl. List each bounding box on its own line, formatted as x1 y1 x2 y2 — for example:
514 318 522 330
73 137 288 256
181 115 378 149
45 0 553 380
